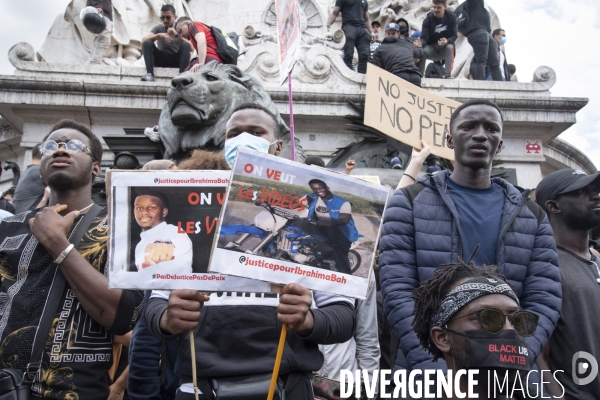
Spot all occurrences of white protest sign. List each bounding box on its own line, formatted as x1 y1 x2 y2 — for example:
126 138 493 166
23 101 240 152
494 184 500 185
364 63 461 160
276 0 302 85
208 147 390 299
107 170 270 292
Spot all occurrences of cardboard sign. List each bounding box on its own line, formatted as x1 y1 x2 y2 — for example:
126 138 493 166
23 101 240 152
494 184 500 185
208 148 390 299
107 170 270 292
364 63 461 160
276 0 302 85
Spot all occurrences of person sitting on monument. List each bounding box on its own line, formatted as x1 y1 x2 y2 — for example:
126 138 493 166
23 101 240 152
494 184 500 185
175 17 223 73
371 22 422 87
418 0 457 79
141 4 192 82
144 105 355 400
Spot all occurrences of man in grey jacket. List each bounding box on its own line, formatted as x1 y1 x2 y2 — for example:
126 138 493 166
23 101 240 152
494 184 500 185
379 99 561 374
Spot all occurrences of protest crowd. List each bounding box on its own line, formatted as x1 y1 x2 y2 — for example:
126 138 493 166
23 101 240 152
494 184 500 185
0 1 598 400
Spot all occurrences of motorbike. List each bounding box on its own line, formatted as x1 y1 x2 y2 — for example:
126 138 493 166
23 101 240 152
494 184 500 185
220 202 362 274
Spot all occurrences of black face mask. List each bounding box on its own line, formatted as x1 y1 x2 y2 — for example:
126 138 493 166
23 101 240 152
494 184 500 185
450 329 532 371
448 330 532 398
398 26 409 35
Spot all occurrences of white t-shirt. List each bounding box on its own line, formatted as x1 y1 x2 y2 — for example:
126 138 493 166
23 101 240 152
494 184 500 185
314 197 351 222
499 50 506 80
134 221 193 275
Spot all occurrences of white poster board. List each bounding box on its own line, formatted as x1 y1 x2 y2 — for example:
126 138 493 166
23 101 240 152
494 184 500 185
208 148 390 299
276 0 302 85
107 170 270 292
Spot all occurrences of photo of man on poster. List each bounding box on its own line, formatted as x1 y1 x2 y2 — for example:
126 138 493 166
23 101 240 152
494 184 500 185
294 179 362 274
133 190 193 274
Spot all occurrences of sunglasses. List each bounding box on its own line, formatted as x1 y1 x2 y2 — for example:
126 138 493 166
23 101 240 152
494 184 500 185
40 139 91 156
450 308 539 337
160 15 173 20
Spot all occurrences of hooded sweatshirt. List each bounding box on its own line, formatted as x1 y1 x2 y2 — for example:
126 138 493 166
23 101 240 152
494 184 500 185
145 290 355 386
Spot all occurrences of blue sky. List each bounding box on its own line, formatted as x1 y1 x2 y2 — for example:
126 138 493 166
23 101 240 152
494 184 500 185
0 0 597 169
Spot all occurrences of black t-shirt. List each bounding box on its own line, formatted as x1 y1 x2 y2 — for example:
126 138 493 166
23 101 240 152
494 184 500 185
0 207 144 400
549 248 600 399
335 0 368 27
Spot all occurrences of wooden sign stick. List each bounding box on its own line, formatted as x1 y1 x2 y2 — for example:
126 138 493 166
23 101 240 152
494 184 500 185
190 330 199 400
267 324 288 400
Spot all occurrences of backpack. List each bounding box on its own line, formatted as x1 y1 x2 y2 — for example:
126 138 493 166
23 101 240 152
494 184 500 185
454 2 469 35
189 23 239 65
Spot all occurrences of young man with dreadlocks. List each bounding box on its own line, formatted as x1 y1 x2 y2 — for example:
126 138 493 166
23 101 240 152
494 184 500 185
379 99 561 376
412 261 541 399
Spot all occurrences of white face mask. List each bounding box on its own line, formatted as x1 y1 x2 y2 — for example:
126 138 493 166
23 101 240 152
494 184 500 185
224 132 276 167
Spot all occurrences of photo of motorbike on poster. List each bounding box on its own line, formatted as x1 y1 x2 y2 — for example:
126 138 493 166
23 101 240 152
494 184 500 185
208 148 390 299
107 170 271 292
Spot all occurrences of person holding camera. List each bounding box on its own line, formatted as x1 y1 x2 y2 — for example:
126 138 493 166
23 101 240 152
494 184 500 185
86 0 112 65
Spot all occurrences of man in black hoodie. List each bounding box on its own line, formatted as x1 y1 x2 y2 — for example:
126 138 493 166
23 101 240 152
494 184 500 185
144 105 355 400
418 0 457 79
458 0 502 81
371 22 422 87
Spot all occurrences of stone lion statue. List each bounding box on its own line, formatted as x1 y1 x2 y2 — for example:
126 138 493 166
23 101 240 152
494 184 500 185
156 61 302 161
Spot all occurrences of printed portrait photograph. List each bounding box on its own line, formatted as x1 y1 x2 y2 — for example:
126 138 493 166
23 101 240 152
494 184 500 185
215 150 389 281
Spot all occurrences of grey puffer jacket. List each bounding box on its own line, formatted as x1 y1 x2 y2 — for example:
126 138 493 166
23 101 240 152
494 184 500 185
379 171 561 372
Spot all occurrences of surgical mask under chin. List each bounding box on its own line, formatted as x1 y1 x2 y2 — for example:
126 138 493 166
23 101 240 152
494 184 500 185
499 37 507 46
224 132 274 167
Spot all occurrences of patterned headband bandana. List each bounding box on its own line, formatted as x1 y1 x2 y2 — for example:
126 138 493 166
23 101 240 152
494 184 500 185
430 276 520 329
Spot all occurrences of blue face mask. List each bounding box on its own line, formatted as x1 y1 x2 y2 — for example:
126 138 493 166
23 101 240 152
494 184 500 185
499 37 507 46
224 132 275 167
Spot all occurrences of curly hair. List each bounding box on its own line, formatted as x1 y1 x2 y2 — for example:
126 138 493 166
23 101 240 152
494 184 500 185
178 149 231 171
412 261 509 361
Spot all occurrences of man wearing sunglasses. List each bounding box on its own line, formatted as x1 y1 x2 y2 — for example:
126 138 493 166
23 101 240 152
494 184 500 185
379 99 561 379
141 4 191 82
535 169 600 399
413 261 540 399
0 119 143 399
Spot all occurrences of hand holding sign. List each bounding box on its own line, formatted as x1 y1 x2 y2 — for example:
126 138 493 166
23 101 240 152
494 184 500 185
160 289 210 335
411 140 432 165
277 283 314 334
364 64 461 160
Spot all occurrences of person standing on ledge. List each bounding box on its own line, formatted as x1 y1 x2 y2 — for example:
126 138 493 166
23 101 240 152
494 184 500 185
86 0 113 65
327 0 374 74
